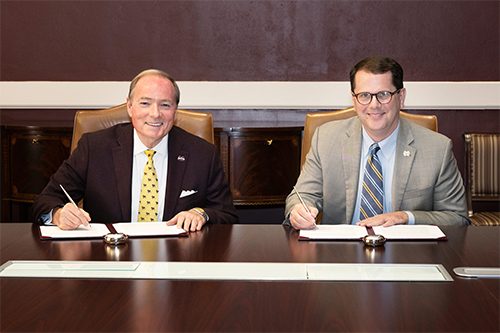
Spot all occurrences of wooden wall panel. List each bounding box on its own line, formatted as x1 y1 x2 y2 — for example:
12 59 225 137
1 1 498 81
1 108 498 180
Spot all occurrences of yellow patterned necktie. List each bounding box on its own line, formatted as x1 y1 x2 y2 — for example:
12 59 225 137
138 149 159 222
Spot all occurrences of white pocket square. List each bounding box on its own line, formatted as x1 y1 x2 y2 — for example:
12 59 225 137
180 190 198 198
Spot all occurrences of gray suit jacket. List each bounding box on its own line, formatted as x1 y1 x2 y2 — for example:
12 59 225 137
285 117 468 226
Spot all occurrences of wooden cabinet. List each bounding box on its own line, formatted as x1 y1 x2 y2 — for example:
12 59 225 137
215 124 302 205
1 124 302 221
1 126 72 221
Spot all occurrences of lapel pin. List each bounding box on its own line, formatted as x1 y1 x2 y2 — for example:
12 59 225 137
177 155 186 161
403 150 411 157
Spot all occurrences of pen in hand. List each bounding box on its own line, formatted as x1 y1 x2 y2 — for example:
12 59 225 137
293 186 317 227
59 184 91 229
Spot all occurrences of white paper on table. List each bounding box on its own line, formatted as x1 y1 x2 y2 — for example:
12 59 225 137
372 225 446 240
299 225 368 240
39 224 110 239
113 222 187 237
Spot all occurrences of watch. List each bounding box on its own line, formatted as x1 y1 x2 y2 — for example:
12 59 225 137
192 207 209 222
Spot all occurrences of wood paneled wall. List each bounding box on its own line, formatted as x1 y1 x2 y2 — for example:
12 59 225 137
1 108 499 182
1 1 498 81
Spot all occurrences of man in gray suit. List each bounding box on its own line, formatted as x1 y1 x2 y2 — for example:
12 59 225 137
285 57 468 229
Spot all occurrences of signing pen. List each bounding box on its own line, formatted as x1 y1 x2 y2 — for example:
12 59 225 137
293 186 317 226
60 184 91 229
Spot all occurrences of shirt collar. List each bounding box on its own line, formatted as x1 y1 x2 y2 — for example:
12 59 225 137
133 129 169 157
361 122 400 159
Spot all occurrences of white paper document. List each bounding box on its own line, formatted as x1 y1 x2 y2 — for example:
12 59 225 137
40 224 110 239
113 222 187 237
39 222 187 239
299 224 446 241
299 225 368 240
372 225 446 240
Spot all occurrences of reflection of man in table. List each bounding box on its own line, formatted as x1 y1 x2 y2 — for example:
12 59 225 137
285 57 468 229
33 69 237 231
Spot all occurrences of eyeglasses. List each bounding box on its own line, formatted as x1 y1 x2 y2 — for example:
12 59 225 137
352 89 401 105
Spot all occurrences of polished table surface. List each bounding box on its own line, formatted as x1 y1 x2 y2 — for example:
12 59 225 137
1 223 499 332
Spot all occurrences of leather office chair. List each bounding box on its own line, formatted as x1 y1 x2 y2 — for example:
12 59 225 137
301 107 438 166
464 133 500 225
71 103 214 152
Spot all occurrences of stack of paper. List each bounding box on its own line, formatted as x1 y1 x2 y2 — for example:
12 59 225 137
39 222 187 240
299 225 368 240
113 222 187 237
372 225 446 240
299 224 446 241
39 224 110 239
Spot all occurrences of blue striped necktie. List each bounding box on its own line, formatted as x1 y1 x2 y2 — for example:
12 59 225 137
359 143 384 220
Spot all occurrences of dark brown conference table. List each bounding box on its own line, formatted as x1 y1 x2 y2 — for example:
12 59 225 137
1 223 499 332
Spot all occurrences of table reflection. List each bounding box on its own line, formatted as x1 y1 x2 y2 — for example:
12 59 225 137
49 240 92 260
364 245 385 263
105 243 128 260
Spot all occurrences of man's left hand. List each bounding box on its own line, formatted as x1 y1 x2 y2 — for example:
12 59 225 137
357 211 409 227
166 209 207 232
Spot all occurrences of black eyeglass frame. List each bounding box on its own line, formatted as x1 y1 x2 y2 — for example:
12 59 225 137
351 89 402 105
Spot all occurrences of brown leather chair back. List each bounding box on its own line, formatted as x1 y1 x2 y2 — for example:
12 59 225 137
71 103 214 152
301 107 438 166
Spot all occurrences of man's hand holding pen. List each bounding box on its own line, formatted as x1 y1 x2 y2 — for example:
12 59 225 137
53 203 92 230
290 203 318 230
290 187 318 230
55 184 91 230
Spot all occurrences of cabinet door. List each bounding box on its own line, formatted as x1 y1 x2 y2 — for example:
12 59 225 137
1 127 72 221
229 128 301 205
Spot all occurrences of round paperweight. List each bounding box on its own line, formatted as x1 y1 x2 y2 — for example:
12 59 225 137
103 233 128 246
362 234 386 247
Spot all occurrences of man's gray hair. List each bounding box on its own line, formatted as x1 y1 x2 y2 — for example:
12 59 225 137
128 69 180 105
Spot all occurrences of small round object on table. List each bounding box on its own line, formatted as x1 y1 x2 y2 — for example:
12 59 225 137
362 234 386 247
103 233 128 246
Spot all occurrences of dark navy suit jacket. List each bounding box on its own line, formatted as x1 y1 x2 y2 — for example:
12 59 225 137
33 124 237 224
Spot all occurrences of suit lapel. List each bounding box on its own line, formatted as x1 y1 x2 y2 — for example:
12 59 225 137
393 119 416 211
164 127 189 220
112 124 134 220
343 120 362 224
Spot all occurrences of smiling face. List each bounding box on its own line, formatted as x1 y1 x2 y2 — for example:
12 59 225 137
353 70 406 142
127 74 177 148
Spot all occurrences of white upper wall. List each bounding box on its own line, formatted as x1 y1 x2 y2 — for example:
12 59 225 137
0 81 499 109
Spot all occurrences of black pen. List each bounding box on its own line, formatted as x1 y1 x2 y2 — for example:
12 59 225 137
293 186 317 226
60 184 91 229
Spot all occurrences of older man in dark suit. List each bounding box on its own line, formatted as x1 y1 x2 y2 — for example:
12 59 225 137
33 69 237 231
